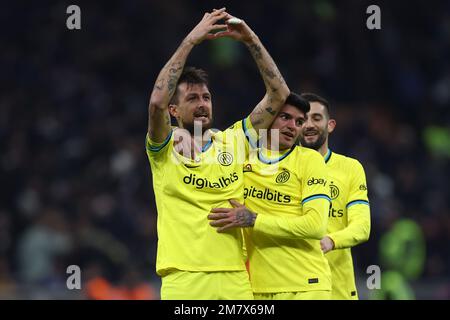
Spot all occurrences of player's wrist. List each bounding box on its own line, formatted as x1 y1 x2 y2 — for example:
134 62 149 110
243 33 259 46
327 236 336 250
183 36 198 47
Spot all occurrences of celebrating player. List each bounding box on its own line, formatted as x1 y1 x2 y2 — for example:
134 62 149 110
299 93 371 299
146 8 289 299
208 93 333 300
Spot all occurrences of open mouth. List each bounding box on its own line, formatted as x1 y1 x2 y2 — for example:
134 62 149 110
193 115 209 122
281 132 294 139
304 131 318 137
193 112 209 120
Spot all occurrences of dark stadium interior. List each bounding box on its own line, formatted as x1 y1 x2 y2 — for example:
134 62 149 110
1 0 449 299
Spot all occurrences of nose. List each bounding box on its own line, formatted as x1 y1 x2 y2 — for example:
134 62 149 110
198 98 209 110
201 95 211 104
286 118 296 129
197 105 207 113
284 118 298 134
303 117 315 130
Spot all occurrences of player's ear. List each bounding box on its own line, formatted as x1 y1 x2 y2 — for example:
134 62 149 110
327 119 336 134
168 104 178 118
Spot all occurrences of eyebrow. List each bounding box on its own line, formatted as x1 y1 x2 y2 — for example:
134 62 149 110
281 112 305 122
186 92 210 97
280 112 293 118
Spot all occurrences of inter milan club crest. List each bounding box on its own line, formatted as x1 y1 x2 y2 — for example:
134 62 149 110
276 170 290 183
217 152 233 166
330 182 340 200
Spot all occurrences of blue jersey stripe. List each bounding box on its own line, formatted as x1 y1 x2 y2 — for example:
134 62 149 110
346 199 370 208
242 118 257 149
147 131 172 152
324 149 332 163
257 145 296 164
302 193 332 204
202 139 212 152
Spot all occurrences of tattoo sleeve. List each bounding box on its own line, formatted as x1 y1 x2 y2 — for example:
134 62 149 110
235 208 257 227
246 36 290 130
151 42 191 107
246 38 288 101
148 39 194 142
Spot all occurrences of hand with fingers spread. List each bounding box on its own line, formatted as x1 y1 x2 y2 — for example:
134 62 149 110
210 10 256 44
208 200 258 232
185 7 229 46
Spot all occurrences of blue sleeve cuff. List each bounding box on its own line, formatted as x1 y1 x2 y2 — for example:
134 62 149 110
346 199 370 208
146 131 172 152
302 194 332 205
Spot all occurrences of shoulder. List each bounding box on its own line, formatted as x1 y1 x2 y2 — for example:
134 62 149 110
332 151 365 173
215 118 253 146
223 118 247 133
291 146 327 174
295 146 324 161
146 131 173 154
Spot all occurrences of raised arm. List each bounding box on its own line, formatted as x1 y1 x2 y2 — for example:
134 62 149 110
148 8 229 142
245 31 290 130
213 13 290 130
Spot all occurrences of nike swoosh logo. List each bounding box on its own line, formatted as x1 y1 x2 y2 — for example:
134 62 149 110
183 163 199 168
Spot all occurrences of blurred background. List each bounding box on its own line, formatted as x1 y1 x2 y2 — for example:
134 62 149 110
1 0 449 299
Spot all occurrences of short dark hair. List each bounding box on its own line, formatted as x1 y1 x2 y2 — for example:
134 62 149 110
285 92 310 114
170 67 209 104
300 93 331 118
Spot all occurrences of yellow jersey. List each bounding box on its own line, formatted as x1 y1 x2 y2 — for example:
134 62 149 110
243 145 332 293
323 149 371 299
146 118 252 276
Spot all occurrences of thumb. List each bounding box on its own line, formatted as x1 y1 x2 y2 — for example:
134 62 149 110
229 199 243 208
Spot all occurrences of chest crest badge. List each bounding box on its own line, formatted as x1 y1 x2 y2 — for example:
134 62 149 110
276 169 290 183
330 182 340 200
217 152 233 166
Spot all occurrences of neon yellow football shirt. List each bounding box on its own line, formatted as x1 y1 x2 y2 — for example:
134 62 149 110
323 149 371 299
243 144 332 293
146 118 253 276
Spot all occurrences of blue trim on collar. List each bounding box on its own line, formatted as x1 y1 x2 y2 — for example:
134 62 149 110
202 138 212 152
324 149 332 163
242 118 257 149
258 145 296 164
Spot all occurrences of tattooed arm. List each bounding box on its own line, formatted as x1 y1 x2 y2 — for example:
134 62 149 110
245 34 290 130
208 200 258 232
212 13 290 130
148 8 229 142
148 49 187 143
208 199 328 240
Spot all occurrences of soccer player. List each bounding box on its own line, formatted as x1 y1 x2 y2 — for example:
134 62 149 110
299 93 371 300
146 8 290 299
208 93 333 300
